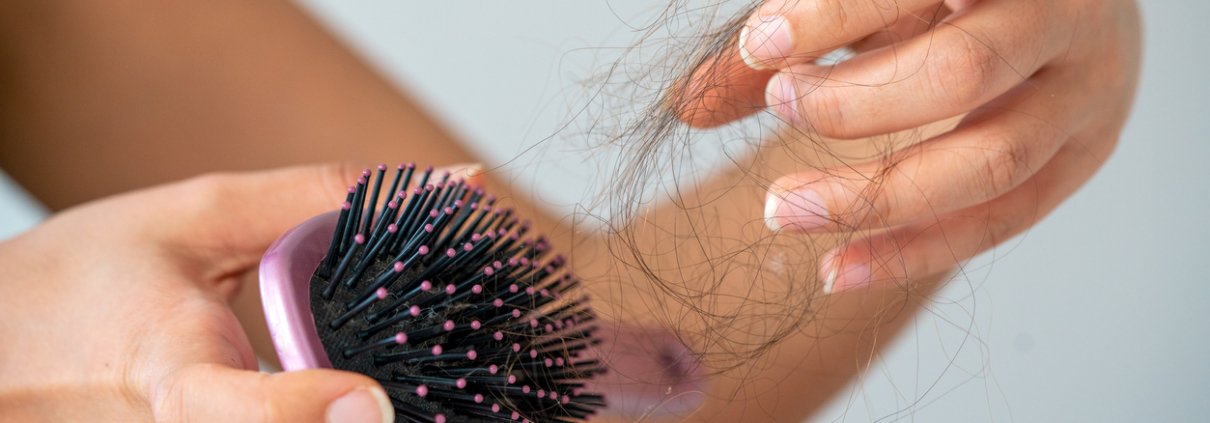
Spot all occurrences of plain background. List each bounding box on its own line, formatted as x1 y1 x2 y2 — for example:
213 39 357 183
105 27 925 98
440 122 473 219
2 2 1207 422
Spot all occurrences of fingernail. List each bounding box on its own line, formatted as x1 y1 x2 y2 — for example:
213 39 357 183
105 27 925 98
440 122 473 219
765 186 828 231
740 15 793 70
765 73 799 123
327 386 394 423
820 251 871 294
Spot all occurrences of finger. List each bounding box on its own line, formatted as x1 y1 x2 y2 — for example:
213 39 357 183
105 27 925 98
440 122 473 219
673 40 776 128
148 162 482 265
739 0 942 71
767 0 1063 139
765 66 1083 233
819 129 1116 294
850 4 952 53
151 363 394 423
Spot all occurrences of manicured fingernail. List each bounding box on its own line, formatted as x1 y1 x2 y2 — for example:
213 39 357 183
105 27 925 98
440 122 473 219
765 186 828 230
739 15 793 70
820 251 871 294
765 73 799 123
327 386 394 423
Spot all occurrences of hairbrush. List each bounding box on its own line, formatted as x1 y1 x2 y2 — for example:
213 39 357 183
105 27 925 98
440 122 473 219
259 163 607 422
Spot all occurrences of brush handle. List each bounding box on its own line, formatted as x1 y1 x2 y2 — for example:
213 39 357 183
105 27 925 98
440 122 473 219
259 211 338 371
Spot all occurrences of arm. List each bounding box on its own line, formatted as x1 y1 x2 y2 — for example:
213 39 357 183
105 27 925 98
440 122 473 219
0 2 951 421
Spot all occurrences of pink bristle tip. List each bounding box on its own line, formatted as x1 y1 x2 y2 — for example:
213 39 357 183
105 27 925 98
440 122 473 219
493 331 504 341
446 248 456 258
470 320 481 329
416 385 428 397
455 378 467 389
537 389 546 399
418 245 429 255
493 299 504 308
387 223 398 233
341 202 351 210
488 364 499 374
353 234 365 244
377 164 387 171
394 332 408 344
491 404 501 412
466 349 478 360
474 394 484 403
484 267 495 276
443 320 456 331
462 243 473 252
431 345 443 356
471 284 483 294
445 284 456 295
409 305 421 317
508 375 518 384
522 385 531 394
435 414 446 423
419 281 432 291
375 288 388 300
392 261 404 272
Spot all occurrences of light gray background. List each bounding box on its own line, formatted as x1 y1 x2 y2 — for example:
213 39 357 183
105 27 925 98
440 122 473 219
2 2 1206 422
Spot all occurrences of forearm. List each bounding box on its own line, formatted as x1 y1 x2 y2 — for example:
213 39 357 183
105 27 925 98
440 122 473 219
0 0 566 369
579 132 951 422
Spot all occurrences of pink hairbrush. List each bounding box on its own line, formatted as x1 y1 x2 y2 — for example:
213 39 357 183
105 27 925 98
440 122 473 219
260 163 707 422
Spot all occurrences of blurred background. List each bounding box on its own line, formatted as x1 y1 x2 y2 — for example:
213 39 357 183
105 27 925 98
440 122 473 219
2 1 1206 422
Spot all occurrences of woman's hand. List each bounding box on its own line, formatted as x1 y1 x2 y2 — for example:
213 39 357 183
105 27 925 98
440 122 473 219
0 165 397 422
681 0 1141 293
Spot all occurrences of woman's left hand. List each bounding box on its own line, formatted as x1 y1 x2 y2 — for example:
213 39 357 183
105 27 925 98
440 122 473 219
681 0 1141 293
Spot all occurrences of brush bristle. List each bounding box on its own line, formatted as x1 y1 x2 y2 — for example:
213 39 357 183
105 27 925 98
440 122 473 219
310 164 606 422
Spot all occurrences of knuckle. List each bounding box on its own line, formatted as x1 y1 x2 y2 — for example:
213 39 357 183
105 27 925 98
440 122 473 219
926 31 1002 108
176 172 238 212
317 162 360 200
987 204 1033 246
150 373 188 423
256 373 285 423
810 0 855 39
800 83 850 138
977 135 1033 198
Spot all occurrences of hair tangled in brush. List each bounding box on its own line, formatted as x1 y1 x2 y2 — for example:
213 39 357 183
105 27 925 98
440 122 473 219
312 164 606 422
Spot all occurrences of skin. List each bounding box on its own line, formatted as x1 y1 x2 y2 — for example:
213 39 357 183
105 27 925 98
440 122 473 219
0 0 1140 422
681 0 1142 294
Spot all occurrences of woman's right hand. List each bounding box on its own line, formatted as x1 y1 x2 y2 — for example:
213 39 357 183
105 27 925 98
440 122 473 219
0 164 397 423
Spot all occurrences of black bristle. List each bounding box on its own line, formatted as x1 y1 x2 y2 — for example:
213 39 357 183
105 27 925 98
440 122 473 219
310 164 605 423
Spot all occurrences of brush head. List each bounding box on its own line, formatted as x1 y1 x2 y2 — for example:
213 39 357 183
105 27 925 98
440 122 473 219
263 164 606 422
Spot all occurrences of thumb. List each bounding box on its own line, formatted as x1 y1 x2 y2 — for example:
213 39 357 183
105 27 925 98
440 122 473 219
152 363 394 423
149 162 482 266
